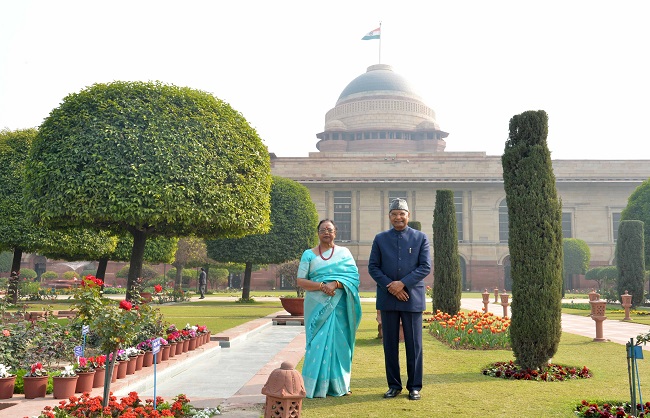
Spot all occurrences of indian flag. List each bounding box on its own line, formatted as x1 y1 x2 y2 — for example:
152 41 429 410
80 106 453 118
361 27 380 40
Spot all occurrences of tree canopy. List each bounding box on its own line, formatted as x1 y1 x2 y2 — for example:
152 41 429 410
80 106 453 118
25 81 272 298
206 176 319 300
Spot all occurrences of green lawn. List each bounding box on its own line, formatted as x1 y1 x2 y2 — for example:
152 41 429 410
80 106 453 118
300 302 649 418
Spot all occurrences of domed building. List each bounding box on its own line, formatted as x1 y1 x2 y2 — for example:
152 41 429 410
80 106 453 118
270 64 650 292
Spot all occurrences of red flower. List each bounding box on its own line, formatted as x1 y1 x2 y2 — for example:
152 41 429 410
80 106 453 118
119 300 133 311
154 284 163 293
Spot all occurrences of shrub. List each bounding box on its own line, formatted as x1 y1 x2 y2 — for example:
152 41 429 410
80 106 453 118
19 268 37 280
62 271 79 280
40 271 59 281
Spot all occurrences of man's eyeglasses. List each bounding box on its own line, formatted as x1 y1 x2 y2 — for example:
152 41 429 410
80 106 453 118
318 228 336 234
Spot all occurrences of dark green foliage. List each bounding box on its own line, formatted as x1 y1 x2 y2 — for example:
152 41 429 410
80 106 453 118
25 81 272 298
621 178 650 266
563 238 591 292
0 251 11 273
616 220 645 307
408 220 421 231
502 110 563 370
432 190 462 315
206 176 319 300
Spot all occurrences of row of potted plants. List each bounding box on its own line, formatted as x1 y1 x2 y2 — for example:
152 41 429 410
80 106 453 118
0 326 212 400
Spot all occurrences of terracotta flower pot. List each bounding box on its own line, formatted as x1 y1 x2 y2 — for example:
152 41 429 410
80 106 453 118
75 371 95 393
154 350 161 364
92 367 105 388
111 363 118 382
168 342 177 358
182 339 189 352
116 360 128 379
143 351 154 367
188 337 197 351
126 357 137 375
53 375 78 399
0 375 16 399
175 341 183 355
280 297 304 316
23 375 48 399
161 345 171 361
135 353 144 371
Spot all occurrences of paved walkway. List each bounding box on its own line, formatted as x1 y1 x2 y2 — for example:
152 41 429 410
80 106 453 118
4 297 650 417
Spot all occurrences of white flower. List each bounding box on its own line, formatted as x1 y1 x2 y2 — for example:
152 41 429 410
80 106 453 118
60 365 76 377
0 364 13 378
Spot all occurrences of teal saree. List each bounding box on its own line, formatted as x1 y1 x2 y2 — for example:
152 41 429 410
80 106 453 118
298 246 362 398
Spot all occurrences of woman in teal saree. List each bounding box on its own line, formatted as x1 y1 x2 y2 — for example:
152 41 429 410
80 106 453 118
297 219 362 398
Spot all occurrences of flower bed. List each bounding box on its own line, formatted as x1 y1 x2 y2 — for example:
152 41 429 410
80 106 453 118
37 391 220 417
426 310 511 350
482 360 591 381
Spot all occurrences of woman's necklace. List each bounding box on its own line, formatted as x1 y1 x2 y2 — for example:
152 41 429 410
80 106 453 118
319 244 335 261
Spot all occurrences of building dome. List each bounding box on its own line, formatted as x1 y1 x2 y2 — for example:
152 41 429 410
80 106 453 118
337 64 420 103
317 64 448 153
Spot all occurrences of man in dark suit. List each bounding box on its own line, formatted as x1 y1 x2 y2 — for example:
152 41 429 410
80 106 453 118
198 267 207 299
368 198 431 401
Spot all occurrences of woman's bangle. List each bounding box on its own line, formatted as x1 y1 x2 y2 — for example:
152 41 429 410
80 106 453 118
319 282 325 291
336 281 341 289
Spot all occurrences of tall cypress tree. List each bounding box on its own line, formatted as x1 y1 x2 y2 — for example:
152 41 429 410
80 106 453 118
432 190 462 315
502 110 563 370
616 220 645 307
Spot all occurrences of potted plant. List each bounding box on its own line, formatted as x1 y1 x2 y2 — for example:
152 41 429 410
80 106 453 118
137 339 155 367
74 356 96 393
22 362 49 399
124 347 140 374
0 364 16 399
277 260 304 316
166 325 182 356
89 355 106 388
52 365 78 399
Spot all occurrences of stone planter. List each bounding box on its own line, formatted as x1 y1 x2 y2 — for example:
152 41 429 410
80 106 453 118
161 345 171 361
23 375 48 399
143 351 154 367
92 368 105 388
0 375 16 399
52 375 79 399
126 357 138 375
280 297 304 316
75 371 95 393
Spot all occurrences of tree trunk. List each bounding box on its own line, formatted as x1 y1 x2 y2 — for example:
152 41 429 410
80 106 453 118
9 248 22 304
174 264 183 289
241 261 252 300
96 257 108 292
127 229 147 301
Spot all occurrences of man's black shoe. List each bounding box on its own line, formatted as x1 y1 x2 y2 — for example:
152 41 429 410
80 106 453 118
383 388 401 398
408 390 421 401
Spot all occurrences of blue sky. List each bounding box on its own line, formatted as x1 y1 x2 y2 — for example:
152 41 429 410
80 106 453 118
1 0 648 159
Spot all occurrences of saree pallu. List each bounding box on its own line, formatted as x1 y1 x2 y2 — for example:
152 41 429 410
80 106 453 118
298 246 362 398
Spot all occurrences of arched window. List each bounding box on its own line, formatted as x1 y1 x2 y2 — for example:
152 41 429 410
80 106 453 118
499 199 508 243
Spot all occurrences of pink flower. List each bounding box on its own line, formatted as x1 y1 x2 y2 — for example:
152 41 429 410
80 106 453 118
2 329 9 337
119 300 133 311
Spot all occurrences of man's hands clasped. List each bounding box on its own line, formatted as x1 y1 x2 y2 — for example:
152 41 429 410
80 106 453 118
387 281 409 302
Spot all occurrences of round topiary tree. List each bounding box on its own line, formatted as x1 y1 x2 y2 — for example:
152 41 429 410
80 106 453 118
25 81 272 300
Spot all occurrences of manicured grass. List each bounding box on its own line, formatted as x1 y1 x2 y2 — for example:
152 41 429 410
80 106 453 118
299 302 650 418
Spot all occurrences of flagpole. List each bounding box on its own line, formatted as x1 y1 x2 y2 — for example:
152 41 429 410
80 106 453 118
378 22 382 64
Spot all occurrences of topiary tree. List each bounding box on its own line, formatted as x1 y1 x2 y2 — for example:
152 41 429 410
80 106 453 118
25 81 272 300
206 176 319 301
562 238 591 294
40 271 59 281
616 220 645 307
408 220 422 230
0 251 12 274
621 178 650 267
431 190 462 315
209 268 229 290
502 110 563 370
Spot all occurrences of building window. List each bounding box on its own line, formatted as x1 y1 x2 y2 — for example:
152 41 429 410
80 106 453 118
334 191 352 241
562 212 573 238
613 212 621 242
499 199 508 243
454 192 464 242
